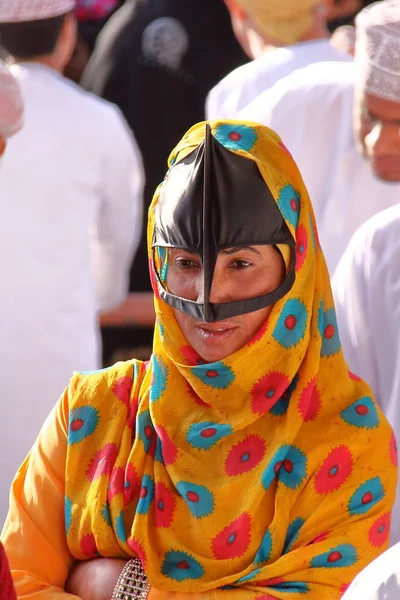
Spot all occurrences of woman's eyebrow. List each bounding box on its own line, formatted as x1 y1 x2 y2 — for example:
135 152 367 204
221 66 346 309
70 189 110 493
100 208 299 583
221 246 262 256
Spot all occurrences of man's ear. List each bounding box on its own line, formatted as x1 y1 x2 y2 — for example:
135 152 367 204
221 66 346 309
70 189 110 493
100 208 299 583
224 0 247 20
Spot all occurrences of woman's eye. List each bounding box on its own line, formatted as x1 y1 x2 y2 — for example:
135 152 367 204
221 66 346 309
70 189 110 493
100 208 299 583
175 258 200 269
231 259 252 269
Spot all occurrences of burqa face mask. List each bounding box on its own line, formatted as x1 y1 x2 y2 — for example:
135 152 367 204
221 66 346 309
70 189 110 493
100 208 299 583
152 125 296 322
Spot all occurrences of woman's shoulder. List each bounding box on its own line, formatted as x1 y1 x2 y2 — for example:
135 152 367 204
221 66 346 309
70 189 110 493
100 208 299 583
67 359 148 410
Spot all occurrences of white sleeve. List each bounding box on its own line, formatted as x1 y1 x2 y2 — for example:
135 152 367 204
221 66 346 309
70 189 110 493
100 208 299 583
331 228 379 396
91 106 145 313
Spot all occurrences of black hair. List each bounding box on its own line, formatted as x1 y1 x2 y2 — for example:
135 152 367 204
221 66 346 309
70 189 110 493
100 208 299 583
0 14 66 59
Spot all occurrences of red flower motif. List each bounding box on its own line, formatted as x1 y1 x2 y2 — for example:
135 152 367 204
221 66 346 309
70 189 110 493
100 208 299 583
348 371 361 381
124 463 141 506
80 533 98 558
155 482 176 528
247 319 269 347
127 537 147 567
340 584 350 595
390 432 398 466
314 446 353 495
251 372 290 415
225 435 266 476
212 513 251 559
256 577 286 587
112 377 131 406
368 513 391 547
295 225 309 272
155 425 178 466
86 444 118 482
186 382 210 407
298 379 321 421
180 345 203 366
108 466 124 501
307 531 329 545
279 141 292 157
126 397 138 429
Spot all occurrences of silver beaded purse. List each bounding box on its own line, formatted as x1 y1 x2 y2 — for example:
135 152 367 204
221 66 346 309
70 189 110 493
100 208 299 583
111 558 151 600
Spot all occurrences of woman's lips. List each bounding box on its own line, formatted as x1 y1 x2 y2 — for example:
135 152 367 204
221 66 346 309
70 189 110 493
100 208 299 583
196 324 237 344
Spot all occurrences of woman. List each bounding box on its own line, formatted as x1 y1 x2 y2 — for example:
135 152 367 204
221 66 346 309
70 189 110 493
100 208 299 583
2 121 397 599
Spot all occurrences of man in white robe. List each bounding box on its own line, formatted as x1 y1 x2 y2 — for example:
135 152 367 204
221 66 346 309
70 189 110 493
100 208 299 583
332 205 400 545
239 0 400 275
206 0 351 120
0 0 144 523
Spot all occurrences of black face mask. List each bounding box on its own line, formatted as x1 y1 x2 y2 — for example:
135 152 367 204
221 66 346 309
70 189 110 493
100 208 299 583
153 125 296 323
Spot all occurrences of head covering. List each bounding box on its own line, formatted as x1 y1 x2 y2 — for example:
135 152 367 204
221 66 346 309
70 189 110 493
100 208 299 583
232 0 321 45
153 124 295 322
65 120 396 597
0 62 23 139
0 0 75 23
355 0 400 101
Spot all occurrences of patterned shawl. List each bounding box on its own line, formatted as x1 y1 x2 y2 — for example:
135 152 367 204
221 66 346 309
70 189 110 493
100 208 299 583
65 121 397 599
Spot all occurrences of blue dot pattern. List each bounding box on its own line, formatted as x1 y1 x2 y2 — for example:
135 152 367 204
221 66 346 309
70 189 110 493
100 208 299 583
269 582 310 594
116 510 127 543
273 299 308 349
254 529 272 564
214 123 258 152
311 544 358 569
235 569 262 584
65 496 73 535
283 517 305 554
68 406 99 445
101 502 111 526
137 410 155 454
262 445 289 491
176 481 215 518
277 184 300 228
270 375 299 416
278 446 308 490
137 474 155 515
162 550 205 582
348 477 384 516
317 303 341 358
150 355 168 402
262 445 307 491
191 362 235 389
186 421 232 450
341 397 380 430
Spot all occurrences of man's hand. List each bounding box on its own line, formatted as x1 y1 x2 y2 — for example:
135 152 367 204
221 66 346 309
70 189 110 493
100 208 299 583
65 558 128 600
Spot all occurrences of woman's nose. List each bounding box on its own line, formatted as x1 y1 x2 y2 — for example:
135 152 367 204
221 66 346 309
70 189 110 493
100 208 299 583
208 272 234 304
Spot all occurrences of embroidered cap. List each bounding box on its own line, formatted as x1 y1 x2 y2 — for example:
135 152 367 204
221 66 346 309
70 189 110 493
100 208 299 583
355 0 400 102
0 0 76 22
0 63 23 139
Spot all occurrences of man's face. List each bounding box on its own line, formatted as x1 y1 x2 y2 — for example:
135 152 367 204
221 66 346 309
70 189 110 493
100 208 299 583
356 91 400 182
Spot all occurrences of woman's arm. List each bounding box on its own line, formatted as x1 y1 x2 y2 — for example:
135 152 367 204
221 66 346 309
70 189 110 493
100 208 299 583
1 387 80 599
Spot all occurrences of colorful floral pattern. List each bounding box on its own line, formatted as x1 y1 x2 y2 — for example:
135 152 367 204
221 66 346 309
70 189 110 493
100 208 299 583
273 298 308 349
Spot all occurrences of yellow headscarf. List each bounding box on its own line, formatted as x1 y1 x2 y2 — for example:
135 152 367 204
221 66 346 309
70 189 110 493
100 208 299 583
233 0 321 45
65 121 396 599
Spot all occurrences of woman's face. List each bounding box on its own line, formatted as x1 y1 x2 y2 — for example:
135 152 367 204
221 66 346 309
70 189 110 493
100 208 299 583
166 245 286 363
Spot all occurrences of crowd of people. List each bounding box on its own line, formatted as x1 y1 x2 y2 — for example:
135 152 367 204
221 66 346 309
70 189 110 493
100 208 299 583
0 0 399 599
